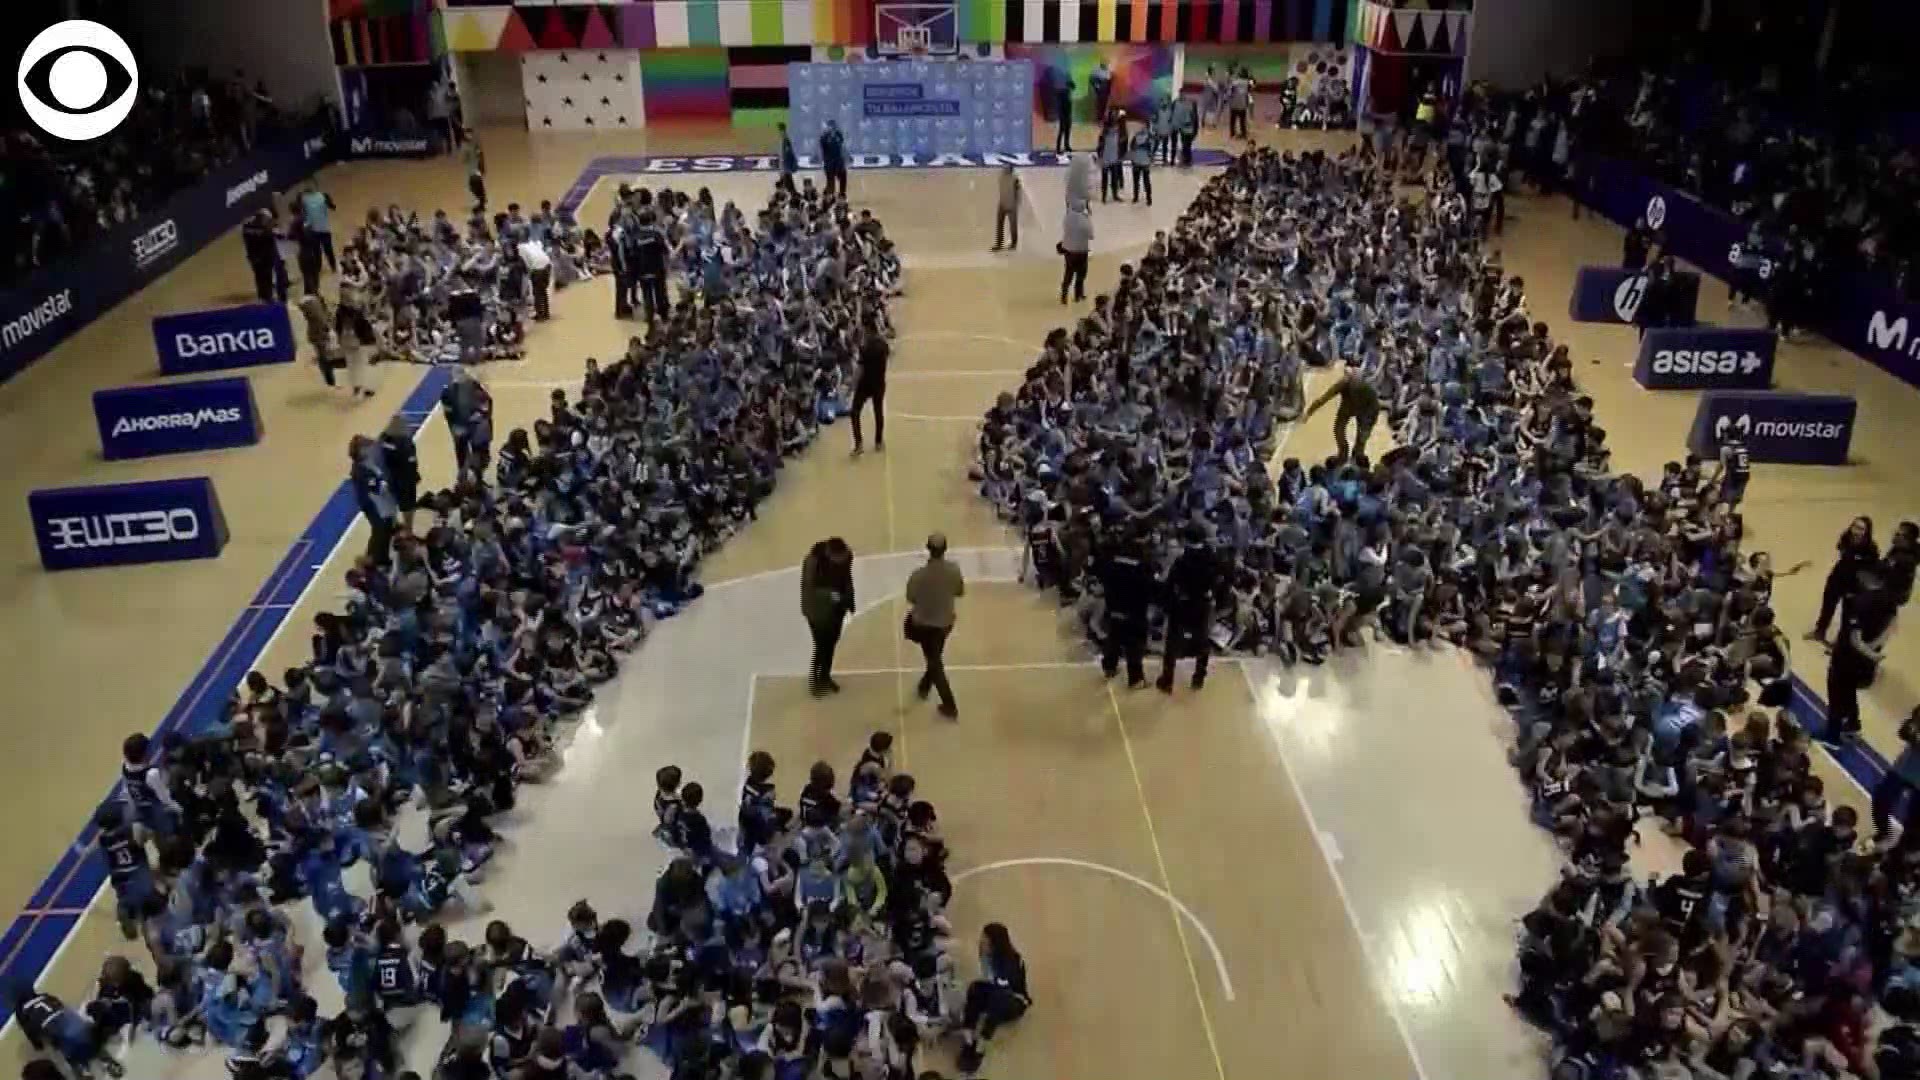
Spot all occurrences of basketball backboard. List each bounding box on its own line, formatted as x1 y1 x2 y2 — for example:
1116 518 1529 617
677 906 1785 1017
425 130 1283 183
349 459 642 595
874 2 960 57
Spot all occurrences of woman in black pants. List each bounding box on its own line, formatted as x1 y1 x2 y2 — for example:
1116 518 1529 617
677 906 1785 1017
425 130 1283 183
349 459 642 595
956 923 1030 1074
1824 563 1896 744
1809 516 1877 643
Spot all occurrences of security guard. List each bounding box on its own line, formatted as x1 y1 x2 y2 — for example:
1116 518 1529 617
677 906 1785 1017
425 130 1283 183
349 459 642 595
1097 535 1154 687
1158 526 1222 693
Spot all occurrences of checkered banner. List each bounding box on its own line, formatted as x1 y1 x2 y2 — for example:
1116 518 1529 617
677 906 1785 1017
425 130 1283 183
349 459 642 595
788 61 1034 159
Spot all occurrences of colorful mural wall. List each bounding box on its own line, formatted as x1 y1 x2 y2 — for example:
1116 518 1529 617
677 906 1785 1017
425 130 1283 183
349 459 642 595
432 0 1364 53
1002 43 1175 118
637 46 732 120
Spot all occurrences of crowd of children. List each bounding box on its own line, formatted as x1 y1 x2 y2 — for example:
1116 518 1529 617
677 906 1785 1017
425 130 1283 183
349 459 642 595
7 180 956 1080
295 196 618 374
976 135 1920 1078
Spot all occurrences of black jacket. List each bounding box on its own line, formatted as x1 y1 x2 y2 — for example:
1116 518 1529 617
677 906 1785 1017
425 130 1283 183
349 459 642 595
1097 552 1154 619
379 432 420 496
242 218 280 265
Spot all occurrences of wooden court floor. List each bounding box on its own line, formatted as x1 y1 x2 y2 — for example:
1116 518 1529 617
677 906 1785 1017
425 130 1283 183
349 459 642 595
0 115 1914 1077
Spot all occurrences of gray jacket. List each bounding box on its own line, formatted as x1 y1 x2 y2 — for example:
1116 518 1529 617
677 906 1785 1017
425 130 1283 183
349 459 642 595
1062 207 1093 254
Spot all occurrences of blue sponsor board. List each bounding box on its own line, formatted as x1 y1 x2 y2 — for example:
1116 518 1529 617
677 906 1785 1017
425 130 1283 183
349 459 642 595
1577 156 1920 388
28 477 231 571
154 303 296 375
1633 326 1777 390
93 377 263 460
789 60 1034 158
0 120 331 386
1568 265 1700 325
1687 390 1856 467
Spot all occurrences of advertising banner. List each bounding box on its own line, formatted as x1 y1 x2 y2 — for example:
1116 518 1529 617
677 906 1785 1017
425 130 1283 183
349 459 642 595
343 131 437 159
93 377 262 460
788 60 1034 159
1578 156 1920 387
1568 265 1701 326
1633 327 1778 390
153 304 296 375
0 119 331 386
1687 390 1857 467
28 477 230 571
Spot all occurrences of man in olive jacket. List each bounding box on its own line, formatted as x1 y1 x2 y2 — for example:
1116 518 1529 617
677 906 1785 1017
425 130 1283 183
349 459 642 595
801 537 856 696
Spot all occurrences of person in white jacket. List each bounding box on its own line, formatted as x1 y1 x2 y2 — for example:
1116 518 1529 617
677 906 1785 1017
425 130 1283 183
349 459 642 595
1059 201 1092 305
1064 152 1095 211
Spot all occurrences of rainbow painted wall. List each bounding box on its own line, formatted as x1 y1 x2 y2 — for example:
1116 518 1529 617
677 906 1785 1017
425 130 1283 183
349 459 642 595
433 0 1365 52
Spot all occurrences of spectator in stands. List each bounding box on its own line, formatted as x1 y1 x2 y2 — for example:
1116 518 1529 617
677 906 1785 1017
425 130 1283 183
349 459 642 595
0 68 297 288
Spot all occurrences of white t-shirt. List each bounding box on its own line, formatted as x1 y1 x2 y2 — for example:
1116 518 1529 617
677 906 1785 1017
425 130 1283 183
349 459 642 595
518 240 552 272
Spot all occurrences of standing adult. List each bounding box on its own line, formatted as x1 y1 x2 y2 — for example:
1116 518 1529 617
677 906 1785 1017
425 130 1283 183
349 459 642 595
1824 561 1897 744
441 368 493 478
1809 516 1878 643
1227 68 1252 140
1059 201 1092 306
800 538 856 697
850 315 888 456
377 417 419 534
608 207 632 318
446 271 486 364
298 183 338 273
462 131 487 212
1174 91 1199 167
819 120 849 201
1097 535 1153 687
992 164 1021 252
1097 116 1125 204
1302 365 1382 463
1873 707 1920 840
1064 152 1095 211
632 210 670 323
518 235 552 322
349 435 400 567
905 533 966 719
1089 61 1113 129
777 123 800 196
241 208 287 304
1157 527 1220 693
1127 123 1154 205
1053 69 1076 153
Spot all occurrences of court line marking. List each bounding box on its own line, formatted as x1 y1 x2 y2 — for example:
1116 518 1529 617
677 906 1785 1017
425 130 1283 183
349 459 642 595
950 857 1236 1002
702 545 1023 593
1103 684 1231 1080
890 369 1022 380
1237 663 1433 1080
894 412 981 422
896 330 1036 352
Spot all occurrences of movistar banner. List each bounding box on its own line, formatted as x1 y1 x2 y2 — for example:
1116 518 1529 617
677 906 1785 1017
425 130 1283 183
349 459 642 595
1578 156 1920 387
0 118 331 386
29 477 230 571
1634 326 1777 390
93 377 262 460
342 130 437 159
1687 390 1856 467
153 303 296 375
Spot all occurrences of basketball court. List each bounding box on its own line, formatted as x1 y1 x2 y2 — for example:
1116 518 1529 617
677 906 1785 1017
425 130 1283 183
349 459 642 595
0 75 1916 1079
